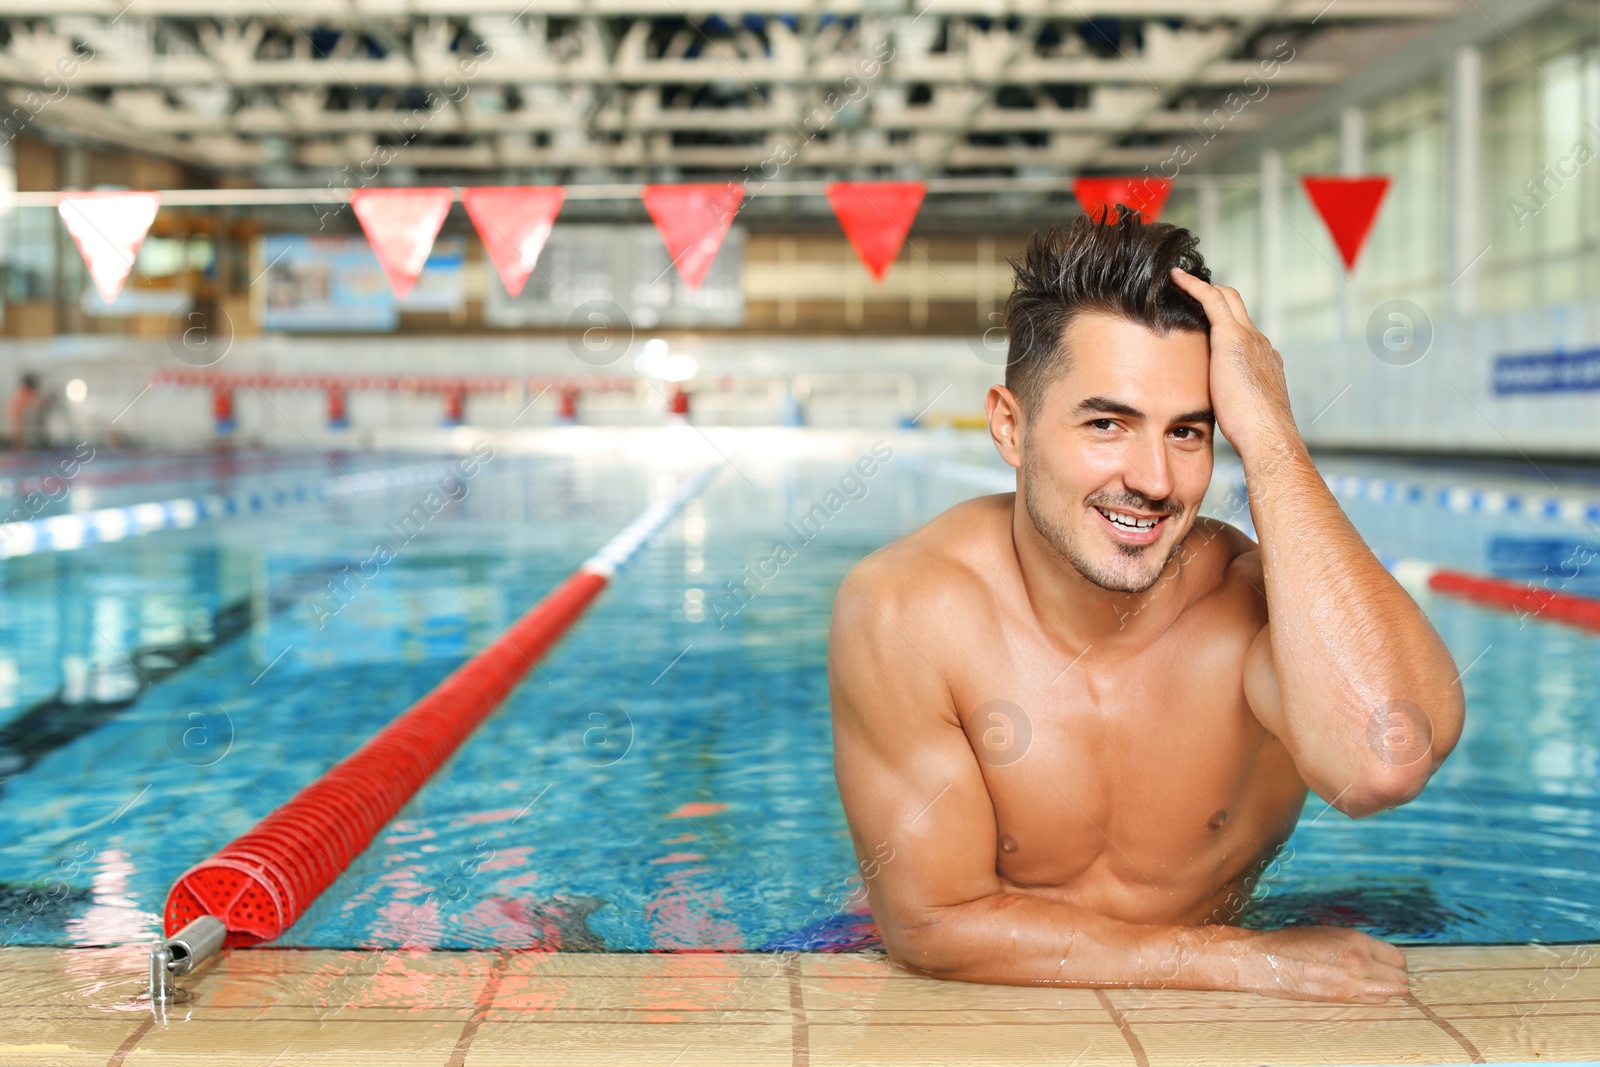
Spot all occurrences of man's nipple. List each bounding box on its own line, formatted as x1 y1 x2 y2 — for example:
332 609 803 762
998 833 1019 853
1207 809 1228 831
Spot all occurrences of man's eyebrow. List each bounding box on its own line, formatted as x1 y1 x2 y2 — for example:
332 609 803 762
1074 396 1144 419
1073 397 1215 425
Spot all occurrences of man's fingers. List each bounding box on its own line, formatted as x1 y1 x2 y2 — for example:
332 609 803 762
1371 941 1408 969
1217 286 1259 330
1353 933 1408 970
1169 267 1238 326
1365 959 1409 986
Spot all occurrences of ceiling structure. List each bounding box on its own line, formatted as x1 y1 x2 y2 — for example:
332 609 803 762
0 1 1461 222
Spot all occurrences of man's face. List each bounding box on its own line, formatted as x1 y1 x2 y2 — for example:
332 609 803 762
1016 313 1214 594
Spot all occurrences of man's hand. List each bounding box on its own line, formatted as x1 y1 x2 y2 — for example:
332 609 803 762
1169 267 1295 456
1231 926 1411 1004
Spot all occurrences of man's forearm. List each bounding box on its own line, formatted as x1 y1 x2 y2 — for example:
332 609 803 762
1238 421 1463 808
890 893 1247 991
886 890 1411 1003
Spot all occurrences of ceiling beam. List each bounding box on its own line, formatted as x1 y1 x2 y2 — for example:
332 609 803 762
0 1 1458 17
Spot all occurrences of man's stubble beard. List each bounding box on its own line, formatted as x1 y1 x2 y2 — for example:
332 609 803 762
1021 446 1188 595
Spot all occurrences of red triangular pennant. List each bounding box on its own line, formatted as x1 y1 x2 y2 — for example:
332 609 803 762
1072 177 1172 224
1301 176 1390 271
461 186 566 298
349 187 454 298
57 191 162 303
640 183 744 290
825 181 926 283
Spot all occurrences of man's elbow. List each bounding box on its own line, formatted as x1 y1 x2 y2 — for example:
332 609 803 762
879 909 973 979
1337 763 1433 819
1339 691 1461 818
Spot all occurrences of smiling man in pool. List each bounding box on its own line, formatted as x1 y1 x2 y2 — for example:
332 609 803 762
828 211 1466 1003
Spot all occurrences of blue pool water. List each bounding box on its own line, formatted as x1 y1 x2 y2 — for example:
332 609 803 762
0 433 1597 951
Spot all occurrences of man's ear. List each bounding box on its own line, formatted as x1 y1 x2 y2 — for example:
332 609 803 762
986 385 1025 470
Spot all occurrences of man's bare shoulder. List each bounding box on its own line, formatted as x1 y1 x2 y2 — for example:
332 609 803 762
1188 516 1269 617
829 496 1014 732
835 493 1015 634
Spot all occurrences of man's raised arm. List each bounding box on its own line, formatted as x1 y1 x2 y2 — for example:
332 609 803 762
1171 269 1466 818
827 554 1410 1002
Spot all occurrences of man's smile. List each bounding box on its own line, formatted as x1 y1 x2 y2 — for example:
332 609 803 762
1093 504 1169 546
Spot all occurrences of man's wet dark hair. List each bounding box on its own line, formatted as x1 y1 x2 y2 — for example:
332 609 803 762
1004 206 1212 412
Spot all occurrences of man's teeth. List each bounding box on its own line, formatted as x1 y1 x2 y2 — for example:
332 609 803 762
1097 507 1159 530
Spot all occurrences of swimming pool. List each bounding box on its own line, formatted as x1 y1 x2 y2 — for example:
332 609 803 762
1 432 1597 952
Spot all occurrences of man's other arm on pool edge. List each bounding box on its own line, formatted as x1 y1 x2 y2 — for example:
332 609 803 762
828 261 1464 1003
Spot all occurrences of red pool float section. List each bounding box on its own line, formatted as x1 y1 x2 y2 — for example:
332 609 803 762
164 569 608 945
1427 568 1600 632
165 464 717 945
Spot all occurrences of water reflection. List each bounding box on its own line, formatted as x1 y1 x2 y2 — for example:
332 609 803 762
65 849 159 947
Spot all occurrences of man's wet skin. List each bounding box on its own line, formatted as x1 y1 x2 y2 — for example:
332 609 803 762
829 274 1465 1003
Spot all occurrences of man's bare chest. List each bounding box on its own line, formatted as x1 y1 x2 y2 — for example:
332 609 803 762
946 641 1305 900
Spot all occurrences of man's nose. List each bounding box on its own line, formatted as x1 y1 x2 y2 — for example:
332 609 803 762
1121 432 1174 504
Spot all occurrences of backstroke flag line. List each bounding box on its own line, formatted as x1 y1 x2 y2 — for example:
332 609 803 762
462 186 567 298
349 187 455 299
57 191 162 304
826 180 927 283
1301 176 1391 271
1072 177 1172 224
641 183 745 290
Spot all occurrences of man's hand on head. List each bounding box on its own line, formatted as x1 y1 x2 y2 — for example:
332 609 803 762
1165 270 1464 818
1169 267 1296 458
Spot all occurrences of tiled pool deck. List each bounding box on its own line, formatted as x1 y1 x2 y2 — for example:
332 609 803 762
4 942 1598 1065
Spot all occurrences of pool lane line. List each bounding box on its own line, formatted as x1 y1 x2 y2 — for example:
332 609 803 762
0 461 454 559
162 465 720 946
0 451 341 500
1213 462 1600 525
897 455 1014 493
1387 558 1600 633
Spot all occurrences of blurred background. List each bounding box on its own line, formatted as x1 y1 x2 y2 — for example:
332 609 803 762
0 0 1591 452
3 1 1600 961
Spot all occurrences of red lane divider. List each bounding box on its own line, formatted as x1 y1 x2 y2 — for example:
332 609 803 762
1390 558 1600 633
153 369 638 394
1427 569 1600 632
165 468 717 945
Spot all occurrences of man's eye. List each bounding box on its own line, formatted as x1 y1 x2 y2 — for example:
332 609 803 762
1173 426 1205 440
1089 419 1116 431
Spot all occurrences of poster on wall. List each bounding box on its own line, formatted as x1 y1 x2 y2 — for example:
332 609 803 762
260 236 464 331
261 235 393 331
398 238 465 313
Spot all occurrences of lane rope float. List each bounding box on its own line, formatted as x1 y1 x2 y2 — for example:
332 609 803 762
1388 558 1600 633
0 461 452 559
163 465 719 945
0 452 327 500
1213 462 1600 526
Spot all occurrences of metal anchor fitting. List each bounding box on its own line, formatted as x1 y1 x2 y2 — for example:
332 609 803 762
147 915 226 1003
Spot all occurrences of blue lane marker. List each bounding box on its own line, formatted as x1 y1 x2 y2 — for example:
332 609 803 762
1212 463 1600 528
0 461 454 560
